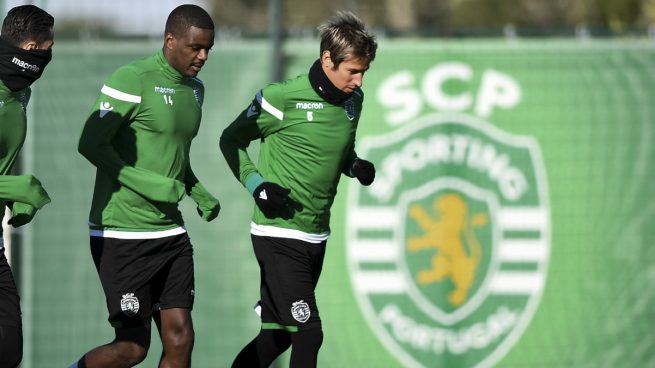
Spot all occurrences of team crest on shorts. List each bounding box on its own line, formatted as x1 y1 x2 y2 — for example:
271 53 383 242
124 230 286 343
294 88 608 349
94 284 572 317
120 293 140 317
346 113 551 367
291 300 311 323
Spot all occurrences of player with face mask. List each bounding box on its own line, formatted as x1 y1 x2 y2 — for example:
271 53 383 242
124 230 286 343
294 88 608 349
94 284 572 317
0 5 54 368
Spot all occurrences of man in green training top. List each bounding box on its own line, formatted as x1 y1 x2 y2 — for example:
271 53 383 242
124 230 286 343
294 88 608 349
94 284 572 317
220 11 377 368
71 4 219 368
0 5 53 368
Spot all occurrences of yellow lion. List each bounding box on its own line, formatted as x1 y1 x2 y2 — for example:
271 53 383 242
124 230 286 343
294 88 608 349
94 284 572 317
407 193 487 307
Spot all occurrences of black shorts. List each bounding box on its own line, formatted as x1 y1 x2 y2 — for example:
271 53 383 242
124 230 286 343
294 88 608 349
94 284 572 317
0 251 21 328
252 235 326 332
90 233 194 328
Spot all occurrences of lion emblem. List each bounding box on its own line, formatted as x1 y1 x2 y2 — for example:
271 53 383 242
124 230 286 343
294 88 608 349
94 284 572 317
407 193 488 307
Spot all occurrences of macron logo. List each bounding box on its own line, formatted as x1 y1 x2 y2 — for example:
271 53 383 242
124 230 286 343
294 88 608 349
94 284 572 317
12 57 39 73
99 101 114 118
296 102 323 110
258 189 268 200
154 86 176 94
246 103 259 118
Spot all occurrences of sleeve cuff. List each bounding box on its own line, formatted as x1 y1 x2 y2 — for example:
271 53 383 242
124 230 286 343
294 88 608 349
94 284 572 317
245 173 265 195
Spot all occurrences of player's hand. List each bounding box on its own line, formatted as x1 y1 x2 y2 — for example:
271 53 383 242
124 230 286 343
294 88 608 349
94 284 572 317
8 202 37 228
186 180 220 222
21 174 51 208
351 158 375 186
253 182 291 217
197 199 221 222
149 178 186 203
172 179 187 201
116 167 185 203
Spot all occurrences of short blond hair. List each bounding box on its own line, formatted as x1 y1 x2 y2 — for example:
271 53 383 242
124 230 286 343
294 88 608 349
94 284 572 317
318 11 377 68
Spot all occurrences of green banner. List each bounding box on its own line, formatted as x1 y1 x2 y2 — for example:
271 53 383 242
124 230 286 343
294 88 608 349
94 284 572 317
19 39 655 367
287 39 655 367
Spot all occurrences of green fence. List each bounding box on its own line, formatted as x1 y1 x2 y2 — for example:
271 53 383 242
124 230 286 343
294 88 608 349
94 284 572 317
14 38 655 367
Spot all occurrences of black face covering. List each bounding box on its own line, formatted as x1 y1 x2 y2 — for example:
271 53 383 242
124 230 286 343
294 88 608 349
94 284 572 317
0 38 52 92
308 59 352 105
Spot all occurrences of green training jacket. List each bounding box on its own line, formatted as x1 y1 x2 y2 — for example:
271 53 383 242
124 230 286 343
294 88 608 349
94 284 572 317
79 50 214 236
0 82 50 248
220 71 362 241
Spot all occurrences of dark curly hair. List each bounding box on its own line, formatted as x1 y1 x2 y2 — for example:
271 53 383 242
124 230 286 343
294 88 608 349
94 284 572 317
165 4 214 37
1 5 54 46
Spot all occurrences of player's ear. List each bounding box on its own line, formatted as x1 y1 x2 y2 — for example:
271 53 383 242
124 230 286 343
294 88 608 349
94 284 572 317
164 32 176 50
20 40 39 50
321 51 333 70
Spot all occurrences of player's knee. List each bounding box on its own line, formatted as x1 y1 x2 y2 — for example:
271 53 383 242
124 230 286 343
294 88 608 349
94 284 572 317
292 327 323 351
113 326 151 364
289 328 323 368
163 323 195 352
112 340 149 365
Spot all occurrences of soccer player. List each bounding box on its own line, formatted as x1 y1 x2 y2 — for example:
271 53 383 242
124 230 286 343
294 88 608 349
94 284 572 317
0 5 54 368
71 5 219 368
220 11 377 368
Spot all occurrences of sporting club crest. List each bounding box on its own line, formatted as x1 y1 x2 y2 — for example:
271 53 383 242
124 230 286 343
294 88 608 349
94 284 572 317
346 113 550 367
291 300 311 323
120 293 140 317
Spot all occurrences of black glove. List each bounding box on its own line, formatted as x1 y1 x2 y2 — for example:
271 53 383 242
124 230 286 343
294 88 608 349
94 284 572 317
253 182 291 217
351 158 375 186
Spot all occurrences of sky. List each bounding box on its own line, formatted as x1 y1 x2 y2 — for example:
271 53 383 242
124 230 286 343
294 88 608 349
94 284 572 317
4 0 213 35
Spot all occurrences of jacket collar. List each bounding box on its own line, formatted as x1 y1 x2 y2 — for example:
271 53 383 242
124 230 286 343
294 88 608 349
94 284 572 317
308 59 352 105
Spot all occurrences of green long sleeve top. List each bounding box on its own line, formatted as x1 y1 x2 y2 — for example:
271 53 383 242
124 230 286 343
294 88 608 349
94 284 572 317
0 82 50 248
79 50 217 236
220 68 362 241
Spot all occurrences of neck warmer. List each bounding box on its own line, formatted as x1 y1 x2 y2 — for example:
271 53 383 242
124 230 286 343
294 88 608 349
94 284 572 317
308 59 352 105
0 38 52 92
